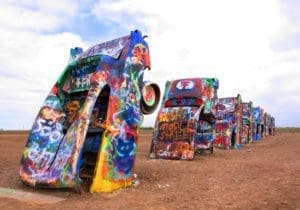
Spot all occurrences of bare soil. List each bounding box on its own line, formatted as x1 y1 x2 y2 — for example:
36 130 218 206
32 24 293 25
0 130 299 209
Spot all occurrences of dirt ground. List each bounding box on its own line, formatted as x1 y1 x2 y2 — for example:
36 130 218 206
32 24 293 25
0 130 299 209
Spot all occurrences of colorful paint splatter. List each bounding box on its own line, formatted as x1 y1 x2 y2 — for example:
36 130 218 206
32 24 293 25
150 78 219 160
252 107 263 141
264 112 275 137
214 95 242 149
240 102 253 144
20 30 160 193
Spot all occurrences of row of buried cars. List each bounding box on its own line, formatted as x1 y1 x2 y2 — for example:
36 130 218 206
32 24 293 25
149 78 276 160
19 30 275 193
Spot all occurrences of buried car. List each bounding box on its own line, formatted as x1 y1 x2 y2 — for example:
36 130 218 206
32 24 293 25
265 113 273 137
252 106 264 141
19 30 160 193
149 78 219 160
240 101 253 144
270 116 276 135
214 94 242 149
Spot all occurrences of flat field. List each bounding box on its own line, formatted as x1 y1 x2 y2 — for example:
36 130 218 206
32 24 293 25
0 129 299 209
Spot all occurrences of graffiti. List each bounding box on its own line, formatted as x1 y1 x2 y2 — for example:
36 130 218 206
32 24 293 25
176 80 194 90
252 106 275 140
158 108 187 122
142 85 156 106
264 113 275 136
252 107 263 140
19 29 278 193
26 141 55 172
33 118 63 142
214 135 228 147
65 100 81 126
20 30 160 193
150 78 218 160
158 119 196 141
240 102 253 144
214 95 242 149
270 117 276 135
21 101 65 175
112 134 136 175
154 141 194 160
79 35 129 59
71 74 91 90
130 43 150 67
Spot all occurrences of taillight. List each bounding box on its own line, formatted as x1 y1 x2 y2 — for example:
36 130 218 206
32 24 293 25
176 98 182 105
165 100 172 107
196 98 203 106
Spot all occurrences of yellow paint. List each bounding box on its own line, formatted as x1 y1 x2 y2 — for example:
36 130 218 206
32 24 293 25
89 131 133 192
90 178 133 193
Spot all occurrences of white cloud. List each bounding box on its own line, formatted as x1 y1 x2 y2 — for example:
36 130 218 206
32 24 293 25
0 2 57 32
92 0 282 83
0 1 88 129
271 0 300 53
0 29 87 129
25 0 78 16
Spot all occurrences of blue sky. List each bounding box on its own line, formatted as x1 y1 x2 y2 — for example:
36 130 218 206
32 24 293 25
0 0 299 129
